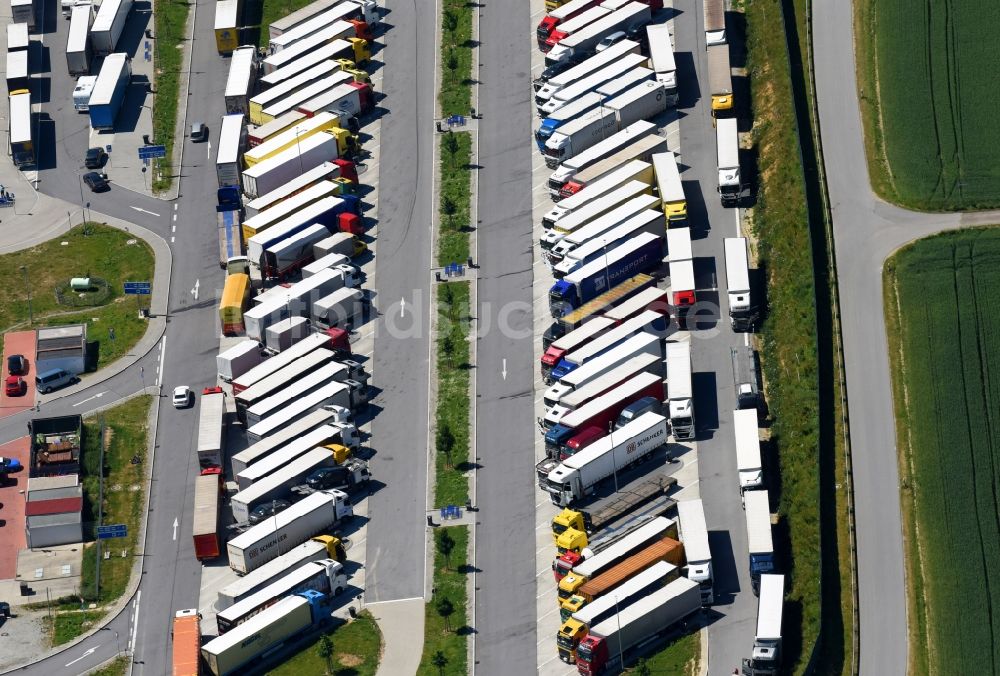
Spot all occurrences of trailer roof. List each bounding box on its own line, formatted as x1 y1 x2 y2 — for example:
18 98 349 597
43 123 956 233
602 283 668 322
202 595 309 655
238 423 341 484
554 181 651 234
551 52 648 108
271 8 354 49
246 159 338 211
235 332 333 388
554 6 608 34
606 80 662 111
252 61 341 109
89 53 129 106
263 26 353 71
574 515 671 577
547 39 640 89
756 574 785 639
563 231 660 285
233 446 335 507
555 410 665 475
92 0 130 32
270 0 344 36
716 117 740 167
67 6 92 52
651 151 684 203
646 23 675 75
550 316 616 352
232 408 336 468
675 499 711 563
556 369 661 432
6 22 29 50
262 72 353 119
247 360 346 419
744 489 774 553
560 2 649 48
724 237 750 292
225 47 257 98
588 576 697 637
666 226 692 262
220 539 326 601
560 331 659 387
298 82 359 114
260 40 353 86
6 50 28 80
242 132 339 178
561 352 661 410
196 391 226 454
217 113 245 165
558 160 651 211
237 349 333 409
193 474 219 537
248 111 342 160
228 490 337 549
214 0 240 29
562 208 661 265
548 0 598 20
665 340 692 399
595 67 654 100
246 195 343 249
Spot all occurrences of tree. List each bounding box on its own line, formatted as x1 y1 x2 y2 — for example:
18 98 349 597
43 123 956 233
437 424 456 468
446 49 459 71
442 131 459 160
316 634 334 674
436 528 456 569
635 657 651 676
441 194 458 228
432 650 449 676
442 9 458 33
435 596 456 631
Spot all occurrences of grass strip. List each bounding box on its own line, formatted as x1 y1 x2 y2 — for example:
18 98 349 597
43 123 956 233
745 1 824 671
0 224 154 368
265 611 383 676
151 0 191 192
628 630 700 675
416 527 470 675
439 0 474 116
88 657 129 676
45 610 108 646
438 132 472 266
433 281 472 508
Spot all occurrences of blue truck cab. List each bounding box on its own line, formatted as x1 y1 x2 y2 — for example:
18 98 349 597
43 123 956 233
544 424 576 459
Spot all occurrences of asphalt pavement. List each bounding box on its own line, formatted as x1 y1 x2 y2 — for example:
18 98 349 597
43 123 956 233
471 1 538 673
811 3 1000 674
363 0 436 605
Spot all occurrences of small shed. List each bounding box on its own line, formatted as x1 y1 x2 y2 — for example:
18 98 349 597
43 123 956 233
35 325 87 375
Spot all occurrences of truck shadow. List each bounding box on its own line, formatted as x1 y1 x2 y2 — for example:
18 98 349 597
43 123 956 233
706 528 740 605
691 370 718 438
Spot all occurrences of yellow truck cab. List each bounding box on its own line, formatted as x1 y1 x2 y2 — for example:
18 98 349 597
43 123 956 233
347 37 371 65
551 508 586 543
556 527 587 555
313 534 347 564
323 443 351 464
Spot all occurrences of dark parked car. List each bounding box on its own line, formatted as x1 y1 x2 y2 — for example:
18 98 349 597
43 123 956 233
84 147 107 169
190 122 208 142
83 172 109 192
7 354 27 375
306 466 352 490
247 499 291 525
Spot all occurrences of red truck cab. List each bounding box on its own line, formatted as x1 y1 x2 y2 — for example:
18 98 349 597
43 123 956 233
348 81 374 112
560 426 604 461
575 633 606 674
334 158 359 184
544 29 570 52
559 180 586 200
339 212 364 236
348 19 373 41
553 548 584 581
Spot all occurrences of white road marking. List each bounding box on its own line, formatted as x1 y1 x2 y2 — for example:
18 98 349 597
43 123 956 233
171 236 175 243
172 214 177 221
207 140 211 161
502 358 507 380
173 203 178 211
172 225 176 233
129 590 141 652
157 336 167 387
129 206 160 217
191 279 200 300
400 296 406 317
72 391 105 407
65 647 98 667
172 517 178 540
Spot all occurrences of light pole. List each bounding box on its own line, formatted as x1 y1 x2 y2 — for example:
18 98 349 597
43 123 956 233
101 627 121 655
295 128 307 176
77 171 91 224
613 594 624 671
609 420 619 493
19 266 32 326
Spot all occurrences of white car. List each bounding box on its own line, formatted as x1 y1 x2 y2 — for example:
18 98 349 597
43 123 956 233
172 386 193 408
596 30 627 52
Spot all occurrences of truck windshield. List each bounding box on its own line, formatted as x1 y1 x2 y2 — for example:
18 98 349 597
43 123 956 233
552 521 569 536
576 642 594 661
556 633 577 650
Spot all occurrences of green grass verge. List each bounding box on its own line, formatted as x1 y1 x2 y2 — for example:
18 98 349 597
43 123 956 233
88 657 129 676
855 0 1000 210
151 0 191 192
439 0 473 116
434 281 471 508
266 611 383 676
745 2 822 672
45 610 107 646
628 630 700 675
884 227 1000 675
0 224 154 368
416 527 469 676
438 132 472 266
78 396 153 604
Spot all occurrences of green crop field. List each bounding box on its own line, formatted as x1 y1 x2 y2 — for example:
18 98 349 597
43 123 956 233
859 1 1000 210
885 228 1000 674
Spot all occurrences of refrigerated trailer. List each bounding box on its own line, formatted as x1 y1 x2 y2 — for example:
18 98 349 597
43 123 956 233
66 3 93 75
235 424 351 489
735 407 763 494
244 160 355 215
744 489 775 594
724 236 754 330
241 132 344 198
675 498 713 605
542 160 654 230
744 574 784 675
717 116 742 207
197 389 227 469
540 182 654 253
216 113 245 187
245 381 356 444
535 39 641 106
225 46 257 115
258 72 354 123
552 208 665 278
91 0 132 56
269 0 378 41
546 2 652 64
88 53 131 130
231 446 348 523
244 360 351 427
540 51 648 117
651 151 686 224
666 340 694 439
550 121 660 198
231 408 341 474
232 331 343 393
8 91 33 167
249 60 342 125
646 23 677 104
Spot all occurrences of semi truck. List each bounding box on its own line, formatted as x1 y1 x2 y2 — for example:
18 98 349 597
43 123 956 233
547 2 652 64
539 51 648 116
732 345 762 412
312 287 364 329
744 489 775 594
90 0 132 56
201 590 332 675
535 39 640 107
245 112 354 165
270 13 371 53
543 5 610 51
193 471 221 560
172 609 201 676
537 0 603 46
7 23 28 52
88 53 131 131
231 409 352 474
259 42 365 89
242 180 341 240
645 23 677 105
245 196 353 270
262 34 369 76
217 535 344 610
542 160 654 230
224 46 258 116
743 574 784 675
249 61 343 125
269 0 378 41
535 92 604 151
553 209 665 279
213 0 241 54
244 361 354 428
666 227 695 310
724 237 754 331
196 388 226 470
549 232 663 315
704 0 727 46
651 151 686 223
541 317 616 379
665 341 695 440
717 116 742 206
216 559 347 633
258 72 355 123
244 160 356 216
539 412 667 506
544 330 661 408
66 3 93 75
558 561 677 661
550 123 660 198
241 133 344 198
548 309 664 382
237 430 357 492
266 316 310 352
8 91 33 167
675 498 714 605
540 182 653 253
545 196 661 266
735 408 763 495
262 223 330 279
542 273 655 347
217 208 243 270
226 489 353 573
232 330 349 393
216 113 245 187
245 385 357 444
217 340 262 383
707 43 734 116
234 350 361 420
297 81 372 118
575 577 700 674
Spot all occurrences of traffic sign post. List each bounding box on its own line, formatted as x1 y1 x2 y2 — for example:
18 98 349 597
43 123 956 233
123 281 151 295
97 524 128 540
137 145 166 160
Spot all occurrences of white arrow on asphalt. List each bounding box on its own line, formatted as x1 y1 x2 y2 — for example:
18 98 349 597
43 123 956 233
207 140 212 161
191 279 200 300
130 206 160 217
173 517 178 541
400 297 406 318
72 391 105 407
502 359 507 381
65 646 99 667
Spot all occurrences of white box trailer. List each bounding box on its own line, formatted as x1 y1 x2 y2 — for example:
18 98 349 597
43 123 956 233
233 331 334 392
666 225 692 263
270 0 377 41
227 489 353 573
91 0 132 56
260 71 353 121
264 222 331 277
236 350 338 417
5 50 28 90
744 489 775 592
665 341 694 440
575 516 674 579
7 22 29 51
243 180 340 239
750 574 784 671
216 113 246 187
242 133 342 198
541 52 648 115
66 5 93 74
605 80 668 128
545 350 663 428
10 0 35 30
197 390 227 469
554 209 665 278
296 82 363 118
535 39 640 105
246 381 353 444
245 361 349 427
244 296 291 342
236 423 346 489
217 339 263 382
724 236 753 330
646 23 677 104
547 2 651 64
260 39 357 87
244 161 346 217
262 29 355 75
270 12 358 52
312 287 363 329
246 195 343 264
225 46 258 116
314 231 356 259
734 408 762 493
717 116 741 206
548 120 659 196
231 447 342 522
540 181 652 251
651 151 686 223
542 160 654 230
544 332 662 408
675 498 714 604
547 197 662 266
255 265 354 311
265 315 310 352
217 537 340 609
249 60 342 124
231 408 339 475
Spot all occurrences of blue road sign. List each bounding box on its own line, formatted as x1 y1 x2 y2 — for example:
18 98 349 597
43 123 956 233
105 144 112 153
97 524 127 539
138 145 166 160
124 281 151 295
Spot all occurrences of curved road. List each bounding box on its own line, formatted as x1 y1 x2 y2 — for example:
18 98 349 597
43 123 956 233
813 3 1000 674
